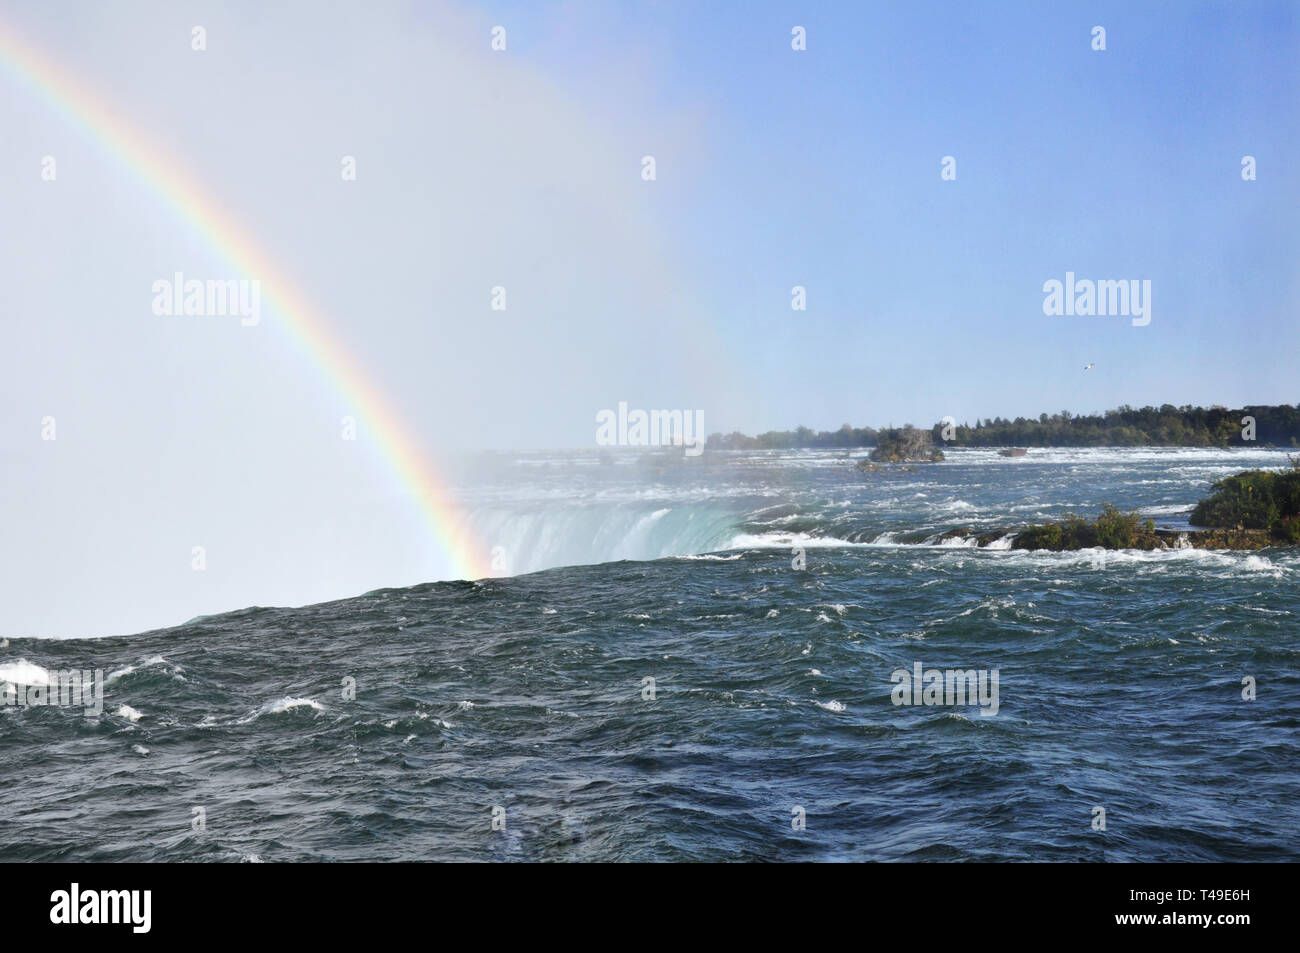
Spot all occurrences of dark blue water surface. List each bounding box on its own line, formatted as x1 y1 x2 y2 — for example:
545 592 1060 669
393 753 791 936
3 448 1297 860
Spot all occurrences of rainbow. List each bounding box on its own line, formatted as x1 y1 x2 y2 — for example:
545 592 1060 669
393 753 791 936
0 20 491 581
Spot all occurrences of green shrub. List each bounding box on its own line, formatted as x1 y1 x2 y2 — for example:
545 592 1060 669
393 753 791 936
1273 466 1300 516
1191 471 1282 528
1061 512 1095 549
1019 505 1151 550
1273 516 1300 544
1018 523 1063 549
1189 465 1300 540
1095 503 1142 548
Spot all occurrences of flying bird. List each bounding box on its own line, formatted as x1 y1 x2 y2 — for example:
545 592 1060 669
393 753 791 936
1083 363 1095 371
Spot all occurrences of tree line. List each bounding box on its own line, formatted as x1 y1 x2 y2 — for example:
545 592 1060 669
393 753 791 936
705 403 1300 450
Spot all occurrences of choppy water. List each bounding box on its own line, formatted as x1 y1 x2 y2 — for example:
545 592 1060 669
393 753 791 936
3 448 1297 861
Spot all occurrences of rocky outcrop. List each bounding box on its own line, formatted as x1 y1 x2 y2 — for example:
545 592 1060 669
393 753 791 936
1188 465 1300 543
936 525 1276 551
879 467 1297 551
866 427 944 464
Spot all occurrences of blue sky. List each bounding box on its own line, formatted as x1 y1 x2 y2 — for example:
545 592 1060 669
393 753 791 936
491 0 1299 431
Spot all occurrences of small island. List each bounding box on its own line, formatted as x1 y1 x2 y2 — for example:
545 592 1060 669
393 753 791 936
941 461 1300 551
861 426 944 465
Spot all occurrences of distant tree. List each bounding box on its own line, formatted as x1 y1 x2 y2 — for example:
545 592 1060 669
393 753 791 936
705 403 1300 451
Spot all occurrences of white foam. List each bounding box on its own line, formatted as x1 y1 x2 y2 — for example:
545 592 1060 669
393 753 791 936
727 532 866 550
108 655 184 684
815 699 847 713
0 660 51 686
984 533 1017 550
1003 546 1292 577
267 697 323 713
936 535 979 548
115 705 143 722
